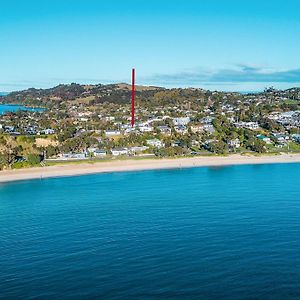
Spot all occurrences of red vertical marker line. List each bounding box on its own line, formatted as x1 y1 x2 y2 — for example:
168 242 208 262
131 68 135 127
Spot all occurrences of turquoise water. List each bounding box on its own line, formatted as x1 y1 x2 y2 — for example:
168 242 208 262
0 104 44 114
1 164 300 299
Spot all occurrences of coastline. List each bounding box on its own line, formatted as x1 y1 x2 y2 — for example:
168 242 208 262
1 153 300 184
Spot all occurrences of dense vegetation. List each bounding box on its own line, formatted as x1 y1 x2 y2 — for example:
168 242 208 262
1 83 300 170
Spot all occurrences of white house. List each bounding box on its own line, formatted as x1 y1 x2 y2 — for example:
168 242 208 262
88 147 107 157
4 126 15 133
146 139 165 149
157 125 171 135
105 130 121 137
227 138 241 148
234 122 259 130
139 125 153 132
41 128 55 135
124 127 137 135
128 146 149 154
94 150 107 157
247 122 259 130
173 117 190 126
272 133 289 144
104 116 115 122
201 116 214 124
174 125 188 134
256 134 272 144
111 148 128 156
61 153 87 160
203 124 215 133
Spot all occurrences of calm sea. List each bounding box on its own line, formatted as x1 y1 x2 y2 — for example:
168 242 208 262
1 164 300 299
0 104 44 114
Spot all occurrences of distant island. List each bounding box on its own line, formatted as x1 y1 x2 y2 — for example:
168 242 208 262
0 83 300 172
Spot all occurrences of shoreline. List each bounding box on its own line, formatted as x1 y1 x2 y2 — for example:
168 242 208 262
1 153 300 184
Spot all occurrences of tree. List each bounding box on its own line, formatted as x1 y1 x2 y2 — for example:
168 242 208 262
208 141 228 154
0 136 18 168
246 138 266 153
26 154 42 165
252 139 266 153
45 145 58 158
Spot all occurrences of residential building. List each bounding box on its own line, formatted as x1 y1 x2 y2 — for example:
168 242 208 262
173 117 190 126
105 130 121 137
61 153 87 160
111 148 128 156
146 139 165 148
227 138 241 148
157 125 171 135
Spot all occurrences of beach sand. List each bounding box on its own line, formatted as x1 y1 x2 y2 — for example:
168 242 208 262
1 153 300 183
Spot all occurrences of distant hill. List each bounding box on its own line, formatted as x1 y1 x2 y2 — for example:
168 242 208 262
1 82 299 108
0 83 168 107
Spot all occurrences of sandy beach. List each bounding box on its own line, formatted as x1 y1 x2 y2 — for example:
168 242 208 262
0 153 300 184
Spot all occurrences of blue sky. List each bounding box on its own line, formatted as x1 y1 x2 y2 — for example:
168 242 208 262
1 0 300 92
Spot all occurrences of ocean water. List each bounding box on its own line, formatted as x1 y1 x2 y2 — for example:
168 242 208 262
0 104 44 114
1 164 300 299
